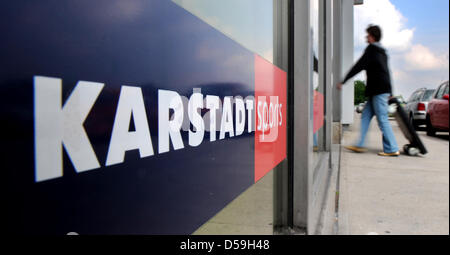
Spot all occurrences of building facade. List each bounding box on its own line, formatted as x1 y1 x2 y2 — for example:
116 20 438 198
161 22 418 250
0 0 358 234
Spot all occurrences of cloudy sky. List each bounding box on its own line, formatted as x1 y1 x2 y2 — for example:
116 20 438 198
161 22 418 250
172 0 448 100
353 0 449 100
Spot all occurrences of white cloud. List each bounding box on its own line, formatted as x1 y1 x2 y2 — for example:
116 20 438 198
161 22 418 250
391 69 448 99
354 0 449 98
404 44 449 71
354 0 414 51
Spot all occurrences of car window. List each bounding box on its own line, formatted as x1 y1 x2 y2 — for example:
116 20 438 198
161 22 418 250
432 86 440 99
436 84 446 99
417 91 424 101
443 84 449 96
422 90 434 101
410 91 419 102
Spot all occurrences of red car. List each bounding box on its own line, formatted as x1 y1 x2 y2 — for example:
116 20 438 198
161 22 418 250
426 81 449 136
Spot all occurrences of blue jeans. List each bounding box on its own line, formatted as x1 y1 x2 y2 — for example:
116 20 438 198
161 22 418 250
356 93 399 153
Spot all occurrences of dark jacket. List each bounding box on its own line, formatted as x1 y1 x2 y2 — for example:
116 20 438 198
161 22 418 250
342 43 392 97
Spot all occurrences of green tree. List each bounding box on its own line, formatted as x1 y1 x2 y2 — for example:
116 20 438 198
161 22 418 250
354 80 366 105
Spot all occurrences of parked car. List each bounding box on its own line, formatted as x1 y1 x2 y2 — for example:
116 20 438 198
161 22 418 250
393 95 406 106
405 88 435 128
426 81 449 136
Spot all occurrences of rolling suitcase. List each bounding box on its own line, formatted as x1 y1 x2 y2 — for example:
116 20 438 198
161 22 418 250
388 97 427 156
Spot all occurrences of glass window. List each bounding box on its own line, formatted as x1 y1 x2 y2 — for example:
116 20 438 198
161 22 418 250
415 91 424 101
444 83 449 96
172 0 276 235
408 91 420 102
407 92 415 102
311 0 322 160
422 90 434 101
311 0 328 168
172 0 273 63
410 91 418 101
436 84 446 99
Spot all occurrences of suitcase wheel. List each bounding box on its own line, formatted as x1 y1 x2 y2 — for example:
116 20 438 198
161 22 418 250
404 144 419 156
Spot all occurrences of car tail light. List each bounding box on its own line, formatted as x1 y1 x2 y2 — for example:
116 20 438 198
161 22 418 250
417 102 426 111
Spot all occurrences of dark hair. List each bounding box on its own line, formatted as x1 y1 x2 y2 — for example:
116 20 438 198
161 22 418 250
366 25 382 42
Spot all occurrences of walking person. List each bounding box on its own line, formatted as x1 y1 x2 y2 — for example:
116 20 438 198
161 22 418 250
337 25 400 156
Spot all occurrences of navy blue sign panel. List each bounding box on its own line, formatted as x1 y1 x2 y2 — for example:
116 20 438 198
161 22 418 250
0 0 256 234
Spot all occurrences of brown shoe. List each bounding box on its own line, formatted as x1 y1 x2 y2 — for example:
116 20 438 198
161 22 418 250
378 151 400 157
345 145 368 153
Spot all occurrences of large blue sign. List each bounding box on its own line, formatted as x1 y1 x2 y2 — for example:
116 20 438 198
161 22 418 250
1 0 258 234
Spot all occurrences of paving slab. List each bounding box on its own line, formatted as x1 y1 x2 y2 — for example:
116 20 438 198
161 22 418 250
338 115 449 235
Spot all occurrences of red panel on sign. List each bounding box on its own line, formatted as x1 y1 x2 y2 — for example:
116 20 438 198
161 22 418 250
254 54 287 183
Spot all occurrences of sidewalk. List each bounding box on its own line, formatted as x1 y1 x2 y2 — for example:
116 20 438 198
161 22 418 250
337 114 449 235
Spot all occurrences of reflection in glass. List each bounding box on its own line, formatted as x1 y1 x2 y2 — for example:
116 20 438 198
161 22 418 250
311 0 321 156
172 0 276 234
172 0 273 63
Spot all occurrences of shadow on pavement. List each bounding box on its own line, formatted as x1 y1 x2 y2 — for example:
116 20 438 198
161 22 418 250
414 126 449 141
432 133 450 141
